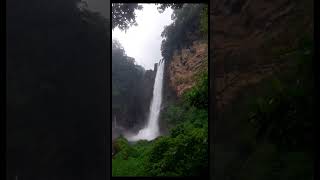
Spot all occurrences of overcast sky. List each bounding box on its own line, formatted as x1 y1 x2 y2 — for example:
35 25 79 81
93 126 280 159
112 4 173 70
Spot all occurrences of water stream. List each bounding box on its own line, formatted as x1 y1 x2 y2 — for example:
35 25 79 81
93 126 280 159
127 59 165 141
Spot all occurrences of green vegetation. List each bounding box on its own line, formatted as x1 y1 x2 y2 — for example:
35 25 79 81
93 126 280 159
112 137 151 176
112 3 184 31
183 71 208 109
112 72 208 176
112 39 146 128
112 3 143 31
161 4 208 62
200 6 208 36
226 34 314 180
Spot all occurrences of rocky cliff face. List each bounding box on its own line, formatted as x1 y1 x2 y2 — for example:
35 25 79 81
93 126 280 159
112 68 156 139
160 40 208 134
163 41 208 101
168 41 208 97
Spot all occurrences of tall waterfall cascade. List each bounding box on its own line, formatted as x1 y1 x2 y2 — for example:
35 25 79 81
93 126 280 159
127 59 165 141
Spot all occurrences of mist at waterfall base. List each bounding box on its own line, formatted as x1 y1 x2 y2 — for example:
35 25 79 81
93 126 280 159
126 60 165 142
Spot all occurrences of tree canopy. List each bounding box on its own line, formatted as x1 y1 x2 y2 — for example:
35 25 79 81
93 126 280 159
112 3 185 31
112 3 143 31
160 4 207 61
156 3 184 13
112 39 149 128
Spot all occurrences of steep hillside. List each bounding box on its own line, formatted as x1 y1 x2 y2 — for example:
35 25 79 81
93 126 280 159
160 4 208 133
212 0 313 110
211 0 314 179
112 40 156 133
168 40 208 97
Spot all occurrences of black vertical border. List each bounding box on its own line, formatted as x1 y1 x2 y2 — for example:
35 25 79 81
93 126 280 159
313 0 319 179
208 0 214 179
2 0 7 179
109 2 113 180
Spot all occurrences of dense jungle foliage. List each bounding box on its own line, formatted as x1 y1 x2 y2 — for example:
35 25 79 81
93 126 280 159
112 71 208 176
161 4 207 62
112 39 147 128
222 33 315 180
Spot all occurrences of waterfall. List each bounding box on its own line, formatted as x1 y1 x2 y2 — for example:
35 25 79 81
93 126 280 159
128 59 165 141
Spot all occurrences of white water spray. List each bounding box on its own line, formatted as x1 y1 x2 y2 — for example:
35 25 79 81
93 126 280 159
127 59 165 141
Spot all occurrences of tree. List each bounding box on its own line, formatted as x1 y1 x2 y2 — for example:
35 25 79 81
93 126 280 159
112 3 143 31
160 4 206 61
112 39 147 129
156 3 184 13
112 3 184 31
